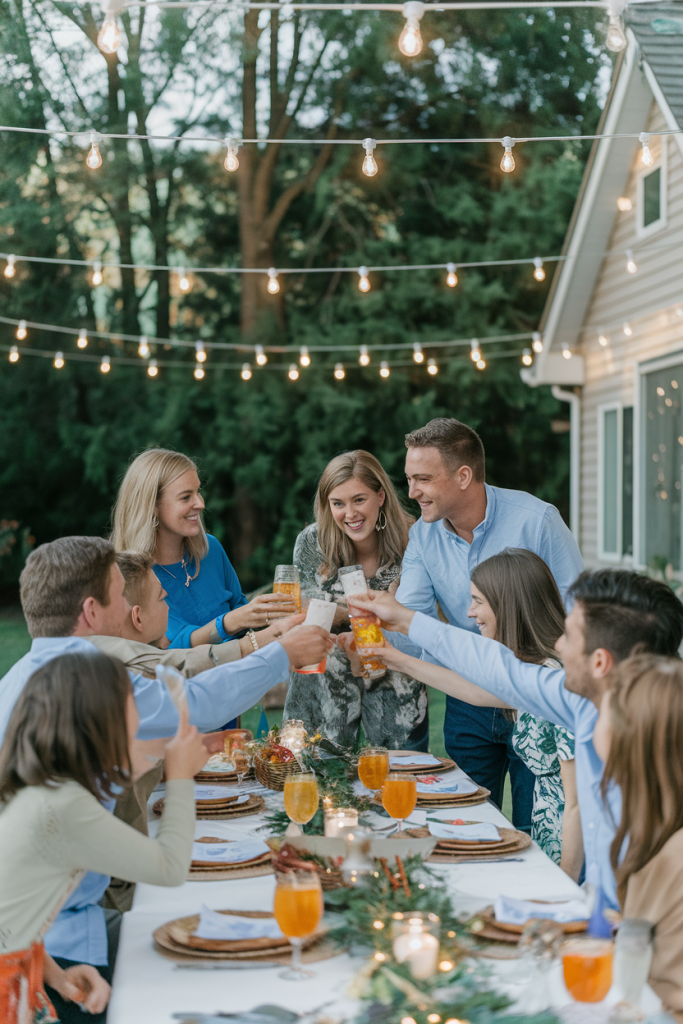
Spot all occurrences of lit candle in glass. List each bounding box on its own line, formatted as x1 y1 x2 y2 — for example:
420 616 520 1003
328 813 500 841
392 912 440 980
324 807 359 837
279 719 307 756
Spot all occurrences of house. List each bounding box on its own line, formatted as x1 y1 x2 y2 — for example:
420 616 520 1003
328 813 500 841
524 2 683 574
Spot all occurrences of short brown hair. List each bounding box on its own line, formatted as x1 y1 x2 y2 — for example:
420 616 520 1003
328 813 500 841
116 550 155 607
405 418 485 482
0 651 132 804
20 537 116 638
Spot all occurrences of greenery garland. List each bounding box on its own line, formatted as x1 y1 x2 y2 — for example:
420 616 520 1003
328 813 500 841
262 750 372 836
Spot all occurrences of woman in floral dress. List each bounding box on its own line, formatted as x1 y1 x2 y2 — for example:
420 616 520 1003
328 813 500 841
283 450 428 750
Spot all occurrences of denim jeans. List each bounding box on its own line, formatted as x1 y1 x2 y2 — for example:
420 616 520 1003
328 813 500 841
443 696 534 833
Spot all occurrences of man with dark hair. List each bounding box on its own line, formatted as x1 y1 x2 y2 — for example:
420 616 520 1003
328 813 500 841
349 567 683 909
397 417 583 832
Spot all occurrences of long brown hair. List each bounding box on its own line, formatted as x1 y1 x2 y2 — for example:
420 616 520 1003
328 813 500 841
313 450 413 577
602 654 683 904
470 548 565 664
0 651 133 804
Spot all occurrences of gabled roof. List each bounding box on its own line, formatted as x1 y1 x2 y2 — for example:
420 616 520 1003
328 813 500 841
628 2 683 127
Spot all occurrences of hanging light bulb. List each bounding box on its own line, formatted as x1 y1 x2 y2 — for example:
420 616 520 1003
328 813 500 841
562 343 572 360
626 249 638 274
299 346 311 367
617 196 632 212
476 358 486 370
138 337 150 358
54 351 65 369
16 320 27 341
288 363 299 381
178 268 191 293
4 255 16 278
521 348 533 366
97 0 124 53
500 136 515 173
379 361 390 378
9 346 19 363
334 362 345 380
398 1 425 57
470 339 481 362
267 268 280 295
147 359 158 378
255 345 268 366
639 132 654 167
100 355 111 373
195 340 207 363
76 328 88 348
359 345 370 366
605 0 627 53
194 364 205 380
224 137 240 172
362 138 378 177
427 358 438 375
358 266 371 293
532 331 543 354
86 132 103 170
446 262 458 288
241 363 252 380
533 257 545 282
412 342 424 363
623 322 633 337
92 261 103 286
598 331 609 347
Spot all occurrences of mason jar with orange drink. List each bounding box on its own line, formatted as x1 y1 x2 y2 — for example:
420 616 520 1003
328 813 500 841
338 565 386 678
273 565 302 613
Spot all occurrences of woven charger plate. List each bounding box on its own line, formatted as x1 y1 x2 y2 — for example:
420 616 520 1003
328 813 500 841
153 794 265 819
387 751 457 774
481 904 588 936
191 837 272 869
188 862 274 882
400 826 523 854
153 911 333 962
415 785 491 808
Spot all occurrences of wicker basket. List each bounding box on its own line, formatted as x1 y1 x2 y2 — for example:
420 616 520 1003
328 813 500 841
254 753 301 791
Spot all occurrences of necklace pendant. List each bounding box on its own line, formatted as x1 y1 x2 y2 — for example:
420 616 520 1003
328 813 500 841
185 574 191 587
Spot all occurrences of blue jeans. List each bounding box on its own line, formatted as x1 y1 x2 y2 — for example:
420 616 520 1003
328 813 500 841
443 696 534 833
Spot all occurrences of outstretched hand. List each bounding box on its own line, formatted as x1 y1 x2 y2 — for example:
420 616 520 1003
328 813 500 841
346 590 415 634
336 632 365 677
47 961 111 1016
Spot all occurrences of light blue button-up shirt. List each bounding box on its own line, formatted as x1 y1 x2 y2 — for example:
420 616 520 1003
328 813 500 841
0 634 290 964
408 612 620 908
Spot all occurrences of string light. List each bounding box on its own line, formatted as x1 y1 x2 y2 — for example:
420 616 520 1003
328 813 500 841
358 266 371 293
598 330 608 347
4 255 16 278
147 359 158 377
562 342 572 360
195 340 207 362
606 4 627 51
97 0 123 54
334 362 345 379
476 358 486 370
9 346 19 362
521 348 532 366
224 137 240 172
92 261 103 286
362 139 378 177
623 322 633 337
267 268 280 295
625 249 637 274
532 331 543 354
398 1 424 57
379 360 390 378
77 328 88 348
533 257 545 282
241 363 252 380
617 196 632 212
427 357 438 375
86 132 103 170
53 351 65 369
255 345 268 366
16 320 27 340
639 132 653 167
194 363 205 379
500 136 515 173
138 337 150 358
178 268 191 292
299 346 311 367
446 262 458 288
100 355 111 373
359 345 370 366
412 342 424 363
288 363 299 380
470 339 481 362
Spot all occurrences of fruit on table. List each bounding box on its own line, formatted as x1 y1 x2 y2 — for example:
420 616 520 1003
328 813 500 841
260 744 296 764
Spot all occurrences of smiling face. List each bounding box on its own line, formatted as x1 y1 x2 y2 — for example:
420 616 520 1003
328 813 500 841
404 446 469 523
467 582 497 639
328 476 385 546
156 468 205 546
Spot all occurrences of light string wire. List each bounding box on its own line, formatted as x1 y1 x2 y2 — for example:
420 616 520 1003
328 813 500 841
120 1 611 9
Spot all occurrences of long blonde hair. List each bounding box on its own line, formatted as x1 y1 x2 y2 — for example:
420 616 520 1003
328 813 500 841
111 449 209 572
313 450 413 577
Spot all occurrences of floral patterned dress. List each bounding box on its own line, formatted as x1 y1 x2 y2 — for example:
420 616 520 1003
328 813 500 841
283 523 429 750
511 659 574 864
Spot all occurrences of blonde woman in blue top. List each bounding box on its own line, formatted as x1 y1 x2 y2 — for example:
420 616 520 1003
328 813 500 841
112 449 299 650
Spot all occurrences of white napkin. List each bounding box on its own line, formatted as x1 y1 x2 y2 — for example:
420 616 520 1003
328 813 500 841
194 785 235 801
390 754 442 767
193 905 285 941
415 772 479 795
494 895 589 926
429 821 501 842
191 840 270 864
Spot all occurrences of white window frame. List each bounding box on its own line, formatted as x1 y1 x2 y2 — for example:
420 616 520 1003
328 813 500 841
636 137 667 240
598 402 623 562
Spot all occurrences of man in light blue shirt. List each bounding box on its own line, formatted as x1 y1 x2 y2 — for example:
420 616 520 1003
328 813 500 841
349 568 683 908
395 418 583 830
0 536 332 995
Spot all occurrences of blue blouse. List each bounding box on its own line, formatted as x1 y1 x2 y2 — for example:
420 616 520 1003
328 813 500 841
154 534 248 649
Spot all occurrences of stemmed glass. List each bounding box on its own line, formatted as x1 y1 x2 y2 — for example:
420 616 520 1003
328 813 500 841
283 771 319 829
273 870 323 979
381 772 417 832
358 746 390 795
232 742 256 788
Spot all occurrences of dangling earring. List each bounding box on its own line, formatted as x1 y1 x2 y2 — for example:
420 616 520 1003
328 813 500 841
152 513 159 530
375 509 387 531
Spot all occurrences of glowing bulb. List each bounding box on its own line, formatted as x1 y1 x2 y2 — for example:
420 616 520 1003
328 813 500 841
358 266 371 292
9 346 19 362
562 343 572 360
138 337 150 358
4 255 16 278
54 351 65 369
16 320 27 341
98 14 121 54
178 268 191 292
147 359 158 377
533 257 545 282
446 262 458 288
598 331 608 347
372 920 384 930
224 138 240 172
623 322 632 337
398 2 424 56
92 261 103 286
334 362 345 379
428 1015 442 1023
288 363 299 381
194 364 205 380
86 132 103 170
379 361 390 378
359 346 370 366
195 340 207 362
412 342 424 363
100 355 111 373
241 363 252 380
476 358 486 370
76 328 87 348
299 346 310 367
255 345 267 366
640 132 653 167
470 339 481 362
267 268 280 295
362 138 378 177
427 358 438 375
626 249 637 274
617 196 632 212
521 348 533 366
606 14 627 52
532 331 543 353
500 136 515 173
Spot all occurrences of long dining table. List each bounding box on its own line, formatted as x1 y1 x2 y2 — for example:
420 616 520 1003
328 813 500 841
106 766 659 1024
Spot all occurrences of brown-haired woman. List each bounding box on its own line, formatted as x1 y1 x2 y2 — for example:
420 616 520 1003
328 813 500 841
283 450 428 749
594 654 683 1020
0 651 206 1024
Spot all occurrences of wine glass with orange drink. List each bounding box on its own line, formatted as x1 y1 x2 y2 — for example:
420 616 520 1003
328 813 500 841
562 938 614 1003
381 772 417 832
273 869 324 979
358 746 390 794
283 771 319 830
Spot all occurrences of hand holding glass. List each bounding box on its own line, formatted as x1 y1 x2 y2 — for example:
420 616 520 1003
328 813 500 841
295 592 336 673
273 565 302 613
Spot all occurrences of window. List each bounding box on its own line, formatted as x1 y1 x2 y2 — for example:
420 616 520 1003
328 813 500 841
636 139 666 238
598 404 633 560
643 366 683 571
642 167 661 228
